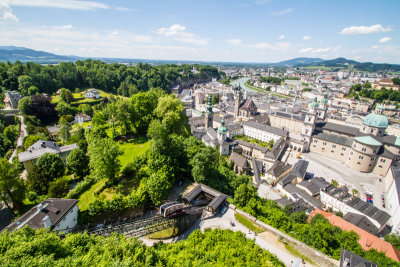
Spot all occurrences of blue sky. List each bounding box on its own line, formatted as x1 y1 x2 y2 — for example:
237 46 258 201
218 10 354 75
0 0 399 63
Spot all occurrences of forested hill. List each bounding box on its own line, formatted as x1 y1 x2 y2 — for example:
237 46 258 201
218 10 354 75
0 60 220 96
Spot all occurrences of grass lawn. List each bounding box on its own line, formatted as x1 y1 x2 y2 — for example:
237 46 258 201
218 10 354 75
244 81 269 94
51 89 127 104
78 178 107 211
272 93 292 99
118 137 150 168
235 212 266 234
147 227 179 239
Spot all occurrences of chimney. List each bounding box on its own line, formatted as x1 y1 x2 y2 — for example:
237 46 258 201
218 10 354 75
37 203 44 212
42 216 52 228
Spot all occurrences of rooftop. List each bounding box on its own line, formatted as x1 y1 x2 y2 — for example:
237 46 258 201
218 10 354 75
363 113 388 129
354 136 382 147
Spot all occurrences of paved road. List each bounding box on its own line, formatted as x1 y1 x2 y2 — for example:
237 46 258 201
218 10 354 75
8 115 26 163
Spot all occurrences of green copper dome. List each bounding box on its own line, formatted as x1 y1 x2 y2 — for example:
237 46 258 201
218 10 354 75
218 118 228 133
309 97 319 108
363 113 388 128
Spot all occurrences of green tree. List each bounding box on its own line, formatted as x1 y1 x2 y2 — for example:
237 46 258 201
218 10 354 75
59 88 74 103
3 125 19 145
56 101 76 117
36 153 65 179
78 104 93 116
48 177 69 198
154 94 187 135
234 184 256 207
146 166 174 205
27 86 39 96
392 78 400 86
18 75 33 95
18 96 32 115
86 134 122 182
59 117 71 143
0 159 25 214
191 146 218 184
66 149 89 179
384 234 400 250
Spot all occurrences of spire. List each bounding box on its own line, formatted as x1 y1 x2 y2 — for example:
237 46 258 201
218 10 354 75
206 94 213 113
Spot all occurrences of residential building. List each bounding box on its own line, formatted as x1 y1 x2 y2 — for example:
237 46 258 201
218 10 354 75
74 113 91 123
18 140 78 172
84 88 100 99
3 198 79 233
339 249 378 267
3 91 22 109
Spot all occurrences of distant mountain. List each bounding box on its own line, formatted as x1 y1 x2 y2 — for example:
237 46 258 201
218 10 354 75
275 57 324 66
305 57 400 72
0 46 399 71
0 46 79 63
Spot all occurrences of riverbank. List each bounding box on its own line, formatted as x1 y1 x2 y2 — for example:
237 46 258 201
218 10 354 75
244 81 293 99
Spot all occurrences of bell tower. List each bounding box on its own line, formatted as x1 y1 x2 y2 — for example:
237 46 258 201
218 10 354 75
205 94 213 128
234 86 242 118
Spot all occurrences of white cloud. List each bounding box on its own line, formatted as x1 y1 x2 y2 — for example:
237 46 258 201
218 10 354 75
278 35 285 40
372 45 379 49
270 8 293 16
303 35 312 40
157 24 186 36
299 47 331 53
339 24 392 35
254 0 271 5
8 0 109 10
157 24 209 46
379 37 391 43
115 7 136 12
227 38 242 45
0 2 18 21
248 42 271 49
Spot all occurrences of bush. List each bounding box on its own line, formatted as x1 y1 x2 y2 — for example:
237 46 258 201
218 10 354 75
27 191 38 202
66 176 95 199
48 177 70 198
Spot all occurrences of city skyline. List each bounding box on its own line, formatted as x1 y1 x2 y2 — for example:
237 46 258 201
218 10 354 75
0 0 399 63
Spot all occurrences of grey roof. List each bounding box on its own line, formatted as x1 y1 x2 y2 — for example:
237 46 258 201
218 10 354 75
275 198 313 214
381 135 400 147
265 138 286 159
343 212 379 235
4 91 22 109
182 184 227 213
291 160 308 178
277 173 297 186
267 161 292 178
377 145 395 159
270 111 305 121
240 98 257 111
321 122 360 137
242 120 289 137
229 152 248 169
226 123 243 131
283 183 323 209
18 140 78 162
296 180 320 196
307 177 331 191
345 197 390 226
4 198 78 232
340 248 378 267
251 157 261 186
312 130 354 147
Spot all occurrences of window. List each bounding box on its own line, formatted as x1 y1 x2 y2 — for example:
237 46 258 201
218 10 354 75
350 152 353 155
381 159 386 163
362 148 366 152
342 147 346 151
359 156 363 159
371 158 374 161
332 144 336 148
323 142 327 146
340 153 344 156
379 165 382 168
331 150 334 153
357 162 361 165
313 145 316 148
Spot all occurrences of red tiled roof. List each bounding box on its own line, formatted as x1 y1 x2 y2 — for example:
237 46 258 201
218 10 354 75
308 209 400 262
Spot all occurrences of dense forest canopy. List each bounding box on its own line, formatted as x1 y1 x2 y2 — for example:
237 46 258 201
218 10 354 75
0 227 284 266
0 60 220 97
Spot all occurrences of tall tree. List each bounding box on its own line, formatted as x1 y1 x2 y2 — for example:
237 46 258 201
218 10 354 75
59 88 74 103
66 148 89 179
153 94 187 135
36 153 65 179
86 133 122 182
0 159 26 214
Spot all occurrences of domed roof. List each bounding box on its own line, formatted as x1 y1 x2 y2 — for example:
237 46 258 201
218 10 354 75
218 118 228 133
363 113 388 128
309 98 319 108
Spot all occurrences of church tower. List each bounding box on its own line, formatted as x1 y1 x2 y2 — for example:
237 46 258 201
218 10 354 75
234 86 242 118
217 118 229 155
205 94 213 129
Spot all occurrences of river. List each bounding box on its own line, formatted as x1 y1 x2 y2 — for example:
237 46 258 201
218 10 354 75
230 77 255 92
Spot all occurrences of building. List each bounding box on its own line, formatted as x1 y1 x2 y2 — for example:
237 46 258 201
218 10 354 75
310 113 400 176
3 91 22 109
320 185 390 231
18 140 78 172
387 124 400 138
74 113 91 124
233 88 258 119
372 78 399 90
309 209 400 262
84 89 100 99
229 152 249 175
3 198 79 233
242 120 289 143
339 248 378 267
385 167 400 234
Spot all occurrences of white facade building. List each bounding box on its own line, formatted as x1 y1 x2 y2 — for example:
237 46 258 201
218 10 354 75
242 121 288 143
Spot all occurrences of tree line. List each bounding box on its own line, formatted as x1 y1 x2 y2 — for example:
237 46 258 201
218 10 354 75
0 60 220 98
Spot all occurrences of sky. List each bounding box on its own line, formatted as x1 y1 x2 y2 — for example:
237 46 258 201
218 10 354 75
0 0 399 63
